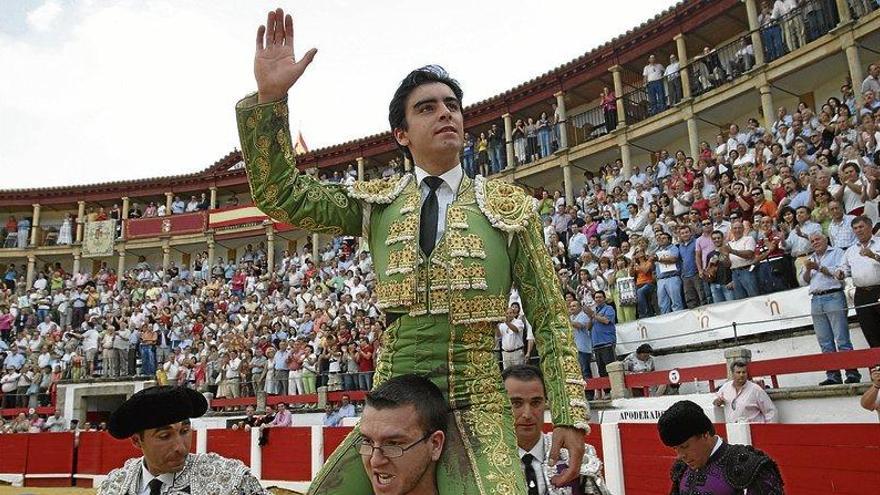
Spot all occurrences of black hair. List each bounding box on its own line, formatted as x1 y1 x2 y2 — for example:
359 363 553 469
388 65 464 162
501 364 546 397
365 374 448 435
636 344 653 354
851 215 873 229
730 360 748 371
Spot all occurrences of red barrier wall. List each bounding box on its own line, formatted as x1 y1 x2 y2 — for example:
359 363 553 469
0 434 29 474
261 427 312 481
751 423 880 494
24 432 75 486
206 429 251 466
618 423 727 495
323 427 354 461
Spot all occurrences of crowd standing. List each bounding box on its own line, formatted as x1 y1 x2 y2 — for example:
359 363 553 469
2 61 880 431
533 65 880 388
0 235 382 416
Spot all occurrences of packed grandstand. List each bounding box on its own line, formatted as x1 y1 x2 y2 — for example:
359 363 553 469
1 0 879 493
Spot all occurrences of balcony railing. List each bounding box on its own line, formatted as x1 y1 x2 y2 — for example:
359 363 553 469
621 86 651 125
688 35 758 99
846 0 879 20
567 105 610 148
759 0 840 64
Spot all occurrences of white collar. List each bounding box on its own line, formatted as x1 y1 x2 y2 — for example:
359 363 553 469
140 463 176 493
414 165 463 194
517 434 545 461
709 436 723 457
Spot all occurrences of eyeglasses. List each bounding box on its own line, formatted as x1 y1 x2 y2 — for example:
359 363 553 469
356 431 433 458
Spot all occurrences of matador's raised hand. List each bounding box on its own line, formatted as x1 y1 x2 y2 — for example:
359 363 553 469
255 8 317 104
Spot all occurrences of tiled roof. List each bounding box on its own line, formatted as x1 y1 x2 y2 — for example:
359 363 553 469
2 0 709 198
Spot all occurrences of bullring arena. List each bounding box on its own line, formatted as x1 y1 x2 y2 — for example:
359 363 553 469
2 0 880 494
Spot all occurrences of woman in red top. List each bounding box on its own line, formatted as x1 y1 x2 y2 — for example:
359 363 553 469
601 86 617 133
231 270 246 296
356 340 375 391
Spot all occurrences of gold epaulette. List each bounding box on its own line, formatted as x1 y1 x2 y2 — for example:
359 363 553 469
346 174 413 204
474 175 538 233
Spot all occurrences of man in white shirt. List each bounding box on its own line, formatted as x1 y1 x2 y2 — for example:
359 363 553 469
727 220 758 299
498 305 531 369
861 63 880 96
502 365 608 495
843 216 880 348
713 361 778 423
224 350 242 398
70 317 101 376
36 315 58 337
567 224 587 264
665 54 682 105
100 386 265 494
643 54 666 115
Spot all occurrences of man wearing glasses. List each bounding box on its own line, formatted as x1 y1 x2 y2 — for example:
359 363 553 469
355 374 448 495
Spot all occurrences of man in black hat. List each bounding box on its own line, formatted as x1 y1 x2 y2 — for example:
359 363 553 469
657 400 784 494
97 385 266 495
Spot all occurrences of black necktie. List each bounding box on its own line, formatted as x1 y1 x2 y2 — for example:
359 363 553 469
419 177 444 257
148 478 163 495
521 453 540 495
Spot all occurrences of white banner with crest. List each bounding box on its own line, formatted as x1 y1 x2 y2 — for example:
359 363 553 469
81 219 116 258
615 283 856 355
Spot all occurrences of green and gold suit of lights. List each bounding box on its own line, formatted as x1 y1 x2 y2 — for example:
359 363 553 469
236 94 590 495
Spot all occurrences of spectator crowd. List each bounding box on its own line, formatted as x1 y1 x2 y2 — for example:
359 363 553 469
1 53 880 432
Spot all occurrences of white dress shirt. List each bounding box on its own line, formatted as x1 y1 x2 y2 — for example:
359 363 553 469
139 465 175 495
844 237 880 287
715 380 778 423
518 435 547 495
414 165 464 247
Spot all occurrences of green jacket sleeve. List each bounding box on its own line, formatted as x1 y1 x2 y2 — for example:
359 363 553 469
235 93 362 236
510 211 591 430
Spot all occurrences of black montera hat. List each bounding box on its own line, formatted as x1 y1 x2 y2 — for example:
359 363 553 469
108 386 208 439
657 400 714 447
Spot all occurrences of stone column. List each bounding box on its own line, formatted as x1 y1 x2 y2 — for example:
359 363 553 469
503 113 515 169
743 0 765 66
209 187 218 210
835 0 852 24
311 233 320 260
724 347 752 380
265 222 275 274
116 250 126 289
26 255 36 288
844 40 865 107
356 157 365 181
606 361 629 399
207 234 215 268
686 116 700 159
674 33 692 100
609 65 626 127
121 196 130 239
162 241 171 270
72 249 81 276
30 203 41 247
619 140 633 179
562 159 574 206
758 83 775 128
554 91 569 149
164 192 173 215
75 201 85 244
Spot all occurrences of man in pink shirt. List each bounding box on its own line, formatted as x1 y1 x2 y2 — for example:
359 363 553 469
268 402 292 427
713 361 778 423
